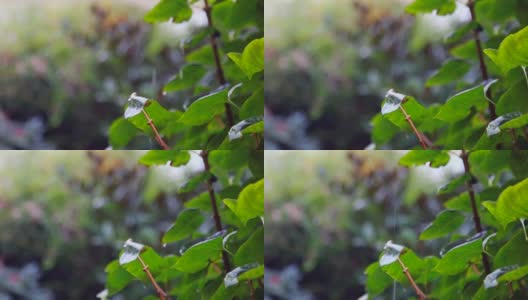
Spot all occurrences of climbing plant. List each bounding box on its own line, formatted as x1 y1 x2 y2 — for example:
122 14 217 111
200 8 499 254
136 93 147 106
99 149 264 299
364 150 528 299
371 0 528 149
108 0 264 150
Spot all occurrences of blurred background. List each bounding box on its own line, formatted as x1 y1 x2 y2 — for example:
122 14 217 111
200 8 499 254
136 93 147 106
264 0 472 149
0 150 211 299
264 151 466 299
0 0 209 149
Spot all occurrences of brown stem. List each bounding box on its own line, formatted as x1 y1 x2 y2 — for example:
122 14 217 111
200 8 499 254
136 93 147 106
396 257 428 300
468 0 497 120
399 105 429 149
201 150 232 272
209 259 222 274
248 280 255 300
203 0 234 127
460 150 492 275
141 109 169 150
138 256 169 300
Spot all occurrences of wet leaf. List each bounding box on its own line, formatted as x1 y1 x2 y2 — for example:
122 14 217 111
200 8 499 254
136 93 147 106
420 210 465 240
163 209 205 244
434 236 483 275
174 232 225 273
379 240 405 266
381 89 406 115
484 265 518 289
224 263 260 287
119 239 145 265
228 117 263 141
486 112 522 136
179 87 229 126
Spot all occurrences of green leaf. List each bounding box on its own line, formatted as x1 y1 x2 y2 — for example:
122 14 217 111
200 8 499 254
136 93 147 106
370 114 399 148
433 236 483 275
108 118 138 149
234 227 264 266
437 174 471 194
498 264 528 283
365 262 393 297
493 178 528 228
175 233 224 273
238 264 264 281
484 26 528 74
121 248 164 282
435 85 488 123
406 0 456 15
420 210 465 240
496 79 528 115
383 97 427 129
105 260 134 295
486 112 522 136
500 113 528 131
494 231 528 267
242 121 263 134
239 87 264 119
426 60 471 87
223 179 264 224
164 64 208 93
484 265 519 289
228 38 264 79
451 40 478 60
127 100 172 134
380 248 426 284
162 209 205 244
224 263 260 287
144 0 192 24
180 88 228 126
138 150 190 166
399 150 450 168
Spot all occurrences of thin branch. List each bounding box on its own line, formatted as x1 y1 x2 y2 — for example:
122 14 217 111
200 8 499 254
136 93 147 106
137 256 169 300
396 257 428 300
141 109 169 150
399 105 430 149
467 0 497 120
460 150 492 275
248 280 255 300
203 0 234 127
201 150 232 272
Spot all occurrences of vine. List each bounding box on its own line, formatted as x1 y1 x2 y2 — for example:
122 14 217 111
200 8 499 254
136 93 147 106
372 0 528 149
365 150 528 299
108 0 264 150
99 150 264 299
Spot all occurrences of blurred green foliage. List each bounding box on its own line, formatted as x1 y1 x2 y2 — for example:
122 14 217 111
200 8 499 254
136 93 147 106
0 1 188 149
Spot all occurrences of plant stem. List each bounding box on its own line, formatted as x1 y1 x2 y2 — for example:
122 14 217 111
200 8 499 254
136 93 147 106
203 0 234 127
201 150 232 272
396 257 428 300
460 150 492 275
399 105 429 149
141 109 169 150
467 0 497 120
248 280 255 300
138 256 169 300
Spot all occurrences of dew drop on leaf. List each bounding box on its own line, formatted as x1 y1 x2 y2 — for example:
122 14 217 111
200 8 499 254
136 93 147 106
224 262 260 287
119 238 145 265
379 240 405 266
124 92 148 119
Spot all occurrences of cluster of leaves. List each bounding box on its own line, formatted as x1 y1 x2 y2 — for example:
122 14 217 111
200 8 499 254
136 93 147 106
373 0 528 149
265 151 449 299
109 0 264 151
265 0 450 149
101 149 264 300
365 150 528 299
